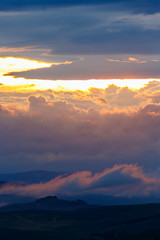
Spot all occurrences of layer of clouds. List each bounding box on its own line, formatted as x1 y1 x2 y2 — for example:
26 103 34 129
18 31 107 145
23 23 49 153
0 78 147 108
0 164 159 198
1 81 160 172
0 5 160 79
106 57 157 64
8 55 160 80
0 7 160 56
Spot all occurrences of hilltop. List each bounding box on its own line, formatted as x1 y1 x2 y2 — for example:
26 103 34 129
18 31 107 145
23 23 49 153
0 196 90 212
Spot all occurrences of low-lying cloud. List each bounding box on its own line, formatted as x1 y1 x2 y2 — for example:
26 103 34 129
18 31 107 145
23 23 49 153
0 164 159 198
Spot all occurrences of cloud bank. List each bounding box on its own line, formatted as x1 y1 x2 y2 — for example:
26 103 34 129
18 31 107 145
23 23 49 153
0 4 160 79
0 164 159 198
1 80 160 173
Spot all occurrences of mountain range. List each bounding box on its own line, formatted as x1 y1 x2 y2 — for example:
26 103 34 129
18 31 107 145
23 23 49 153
0 170 65 184
0 196 90 212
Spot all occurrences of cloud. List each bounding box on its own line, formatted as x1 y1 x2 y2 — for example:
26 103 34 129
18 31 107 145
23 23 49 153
1 80 160 173
0 164 158 198
0 104 13 115
0 46 51 54
0 57 52 76
0 57 73 77
141 103 160 114
8 55 160 80
0 86 160 173
0 6 160 79
106 57 160 64
0 7 160 58
97 98 108 105
104 86 144 107
107 57 147 63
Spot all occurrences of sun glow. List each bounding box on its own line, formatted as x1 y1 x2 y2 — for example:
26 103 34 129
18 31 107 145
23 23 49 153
0 57 52 75
0 57 159 92
0 77 156 92
32 78 153 91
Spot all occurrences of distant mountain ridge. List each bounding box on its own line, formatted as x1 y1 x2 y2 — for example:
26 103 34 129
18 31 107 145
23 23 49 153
60 193 160 206
0 170 65 184
0 196 91 212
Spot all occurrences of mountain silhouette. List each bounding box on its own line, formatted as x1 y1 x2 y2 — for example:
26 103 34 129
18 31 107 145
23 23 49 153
0 196 91 212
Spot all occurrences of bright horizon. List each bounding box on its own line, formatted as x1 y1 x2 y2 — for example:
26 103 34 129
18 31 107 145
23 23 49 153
0 57 158 92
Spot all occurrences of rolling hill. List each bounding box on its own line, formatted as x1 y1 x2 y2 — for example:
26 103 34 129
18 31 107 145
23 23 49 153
0 202 160 239
0 196 90 212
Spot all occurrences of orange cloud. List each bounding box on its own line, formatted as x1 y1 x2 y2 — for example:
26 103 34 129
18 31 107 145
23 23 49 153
0 81 160 178
0 164 158 198
106 57 160 64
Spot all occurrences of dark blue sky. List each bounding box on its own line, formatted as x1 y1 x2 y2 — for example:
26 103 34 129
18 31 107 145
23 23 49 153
0 0 159 13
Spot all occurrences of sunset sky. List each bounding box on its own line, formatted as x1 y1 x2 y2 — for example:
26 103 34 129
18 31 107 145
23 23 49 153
1 0 160 198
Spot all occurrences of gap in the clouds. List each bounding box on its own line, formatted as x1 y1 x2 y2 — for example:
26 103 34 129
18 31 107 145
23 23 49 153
0 56 159 91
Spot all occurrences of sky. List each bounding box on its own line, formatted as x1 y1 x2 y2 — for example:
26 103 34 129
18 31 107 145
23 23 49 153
0 0 160 198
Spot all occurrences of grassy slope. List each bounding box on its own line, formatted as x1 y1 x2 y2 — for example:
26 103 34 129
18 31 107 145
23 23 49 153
1 204 160 239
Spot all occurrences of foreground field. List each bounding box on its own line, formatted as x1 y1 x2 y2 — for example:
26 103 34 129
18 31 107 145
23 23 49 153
1 204 160 240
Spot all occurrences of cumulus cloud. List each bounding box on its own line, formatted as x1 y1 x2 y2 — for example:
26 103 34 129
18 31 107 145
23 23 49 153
0 86 160 173
0 104 14 115
104 86 144 107
1 80 160 173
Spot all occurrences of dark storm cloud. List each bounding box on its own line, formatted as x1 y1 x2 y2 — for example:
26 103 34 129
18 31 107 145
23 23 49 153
0 7 160 57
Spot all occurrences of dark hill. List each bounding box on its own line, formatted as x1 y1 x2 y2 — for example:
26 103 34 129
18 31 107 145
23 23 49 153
1 203 160 239
0 196 90 212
